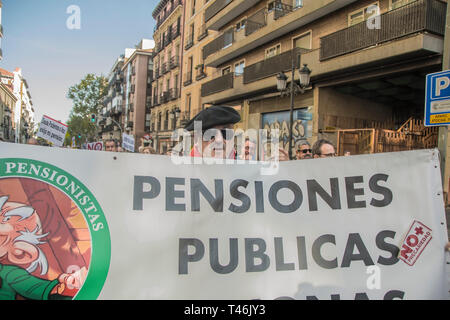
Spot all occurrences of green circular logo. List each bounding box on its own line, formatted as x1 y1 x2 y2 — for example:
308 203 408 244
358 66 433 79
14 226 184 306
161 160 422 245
0 158 111 300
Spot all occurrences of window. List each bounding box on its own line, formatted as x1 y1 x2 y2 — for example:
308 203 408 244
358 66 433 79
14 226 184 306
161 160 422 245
234 61 245 77
293 32 311 50
186 94 192 118
265 44 281 59
223 28 234 49
348 2 379 26
222 66 231 75
391 0 417 9
192 0 196 16
236 19 246 31
293 0 303 9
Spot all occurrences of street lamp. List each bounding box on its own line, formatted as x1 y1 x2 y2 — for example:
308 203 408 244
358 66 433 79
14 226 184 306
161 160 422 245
275 49 312 160
170 107 181 130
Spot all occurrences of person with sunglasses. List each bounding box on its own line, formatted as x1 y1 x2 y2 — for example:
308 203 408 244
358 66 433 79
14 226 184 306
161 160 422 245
312 139 337 158
295 140 313 160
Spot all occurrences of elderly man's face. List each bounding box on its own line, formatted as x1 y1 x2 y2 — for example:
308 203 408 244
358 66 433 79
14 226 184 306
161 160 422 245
201 125 235 159
296 144 312 160
315 143 336 158
105 141 116 152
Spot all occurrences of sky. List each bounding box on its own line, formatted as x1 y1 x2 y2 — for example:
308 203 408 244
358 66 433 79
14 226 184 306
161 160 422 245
1 0 158 123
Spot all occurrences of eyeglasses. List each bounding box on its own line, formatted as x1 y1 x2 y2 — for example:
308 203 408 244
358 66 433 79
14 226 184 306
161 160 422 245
298 149 312 154
203 128 234 141
320 153 336 157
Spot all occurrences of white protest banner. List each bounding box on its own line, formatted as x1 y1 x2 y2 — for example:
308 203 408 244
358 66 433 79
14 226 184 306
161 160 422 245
86 141 104 151
122 133 135 152
36 115 68 147
0 144 448 300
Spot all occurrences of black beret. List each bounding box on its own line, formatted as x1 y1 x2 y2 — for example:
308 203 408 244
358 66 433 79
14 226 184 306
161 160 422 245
184 105 241 131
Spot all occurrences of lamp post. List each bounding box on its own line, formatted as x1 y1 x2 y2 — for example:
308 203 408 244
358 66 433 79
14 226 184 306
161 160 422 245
276 49 311 160
170 107 181 130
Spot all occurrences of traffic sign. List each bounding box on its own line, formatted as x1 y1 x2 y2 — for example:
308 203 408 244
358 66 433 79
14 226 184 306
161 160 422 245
425 70 450 126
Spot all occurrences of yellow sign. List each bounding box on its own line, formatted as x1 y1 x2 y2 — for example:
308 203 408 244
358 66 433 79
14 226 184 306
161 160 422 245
429 113 450 124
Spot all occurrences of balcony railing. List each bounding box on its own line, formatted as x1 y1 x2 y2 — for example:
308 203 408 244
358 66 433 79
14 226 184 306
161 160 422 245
170 55 180 69
162 62 170 74
169 87 179 100
197 24 209 41
195 65 207 81
155 0 182 31
320 0 446 61
185 34 194 50
172 24 181 39
245 8 266 36
183 72 193 86
243 48 300 84
203 28 234 60
161 91 170 104
205 0 234 23
201 72 234 97
270 1 293 20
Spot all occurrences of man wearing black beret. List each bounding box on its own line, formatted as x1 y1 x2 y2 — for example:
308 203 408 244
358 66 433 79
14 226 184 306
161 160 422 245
184 105 241 159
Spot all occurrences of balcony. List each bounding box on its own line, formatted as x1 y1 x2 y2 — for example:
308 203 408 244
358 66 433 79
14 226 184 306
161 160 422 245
154 0 183 31
204 0 360 67
320 0 446 61
183 72 193 87
243 48 300 84
205 0 263 31
170 55 180 69
172 26 181 39
169 87 179 100
164 32 173 47
185 34 194 50
203 28 234 60
195 64 208 81
153 95 160 106
162 62 170 74
161 91 170 104
197 24 209 41
201 72 234 97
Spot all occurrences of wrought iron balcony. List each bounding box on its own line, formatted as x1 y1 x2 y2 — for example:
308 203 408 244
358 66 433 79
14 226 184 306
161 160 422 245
183 72 193 87
201 72 234 97
205 0 234 23
243 48 300 84
170 55 180 69
320 0 446 61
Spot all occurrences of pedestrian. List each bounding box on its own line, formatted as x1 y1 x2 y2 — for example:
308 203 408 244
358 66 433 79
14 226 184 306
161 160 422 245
104 139 117 152
184 105 241 159
312 139 336 158
239 138 257 161
295 140 312 160
27 138 39 145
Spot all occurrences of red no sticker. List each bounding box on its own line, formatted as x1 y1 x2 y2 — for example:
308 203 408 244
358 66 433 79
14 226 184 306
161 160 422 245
399 221 432 266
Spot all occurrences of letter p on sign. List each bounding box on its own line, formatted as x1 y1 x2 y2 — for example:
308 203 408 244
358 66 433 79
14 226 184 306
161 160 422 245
435 76 450 97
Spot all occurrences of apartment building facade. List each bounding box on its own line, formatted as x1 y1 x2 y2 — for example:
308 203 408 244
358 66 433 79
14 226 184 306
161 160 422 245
151 0 185 154
181 0 219 127
0 82 16 142
0 0 3 60
200 0 446 156
99 55 126 142
122 46 154 150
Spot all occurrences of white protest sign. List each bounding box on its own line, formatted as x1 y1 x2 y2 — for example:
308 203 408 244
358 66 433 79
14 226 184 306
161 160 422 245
122 133 135 152
86 141 104 151
36 115 68 147
0 144 448 300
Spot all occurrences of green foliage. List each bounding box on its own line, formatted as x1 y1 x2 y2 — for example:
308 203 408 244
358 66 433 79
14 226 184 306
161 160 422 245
65 74 108 146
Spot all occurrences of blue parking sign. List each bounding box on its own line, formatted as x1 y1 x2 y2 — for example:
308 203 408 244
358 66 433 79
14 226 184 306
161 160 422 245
425 70 450 126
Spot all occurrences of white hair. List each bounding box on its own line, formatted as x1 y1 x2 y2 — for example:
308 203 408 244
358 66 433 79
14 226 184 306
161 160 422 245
1 196 50 275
